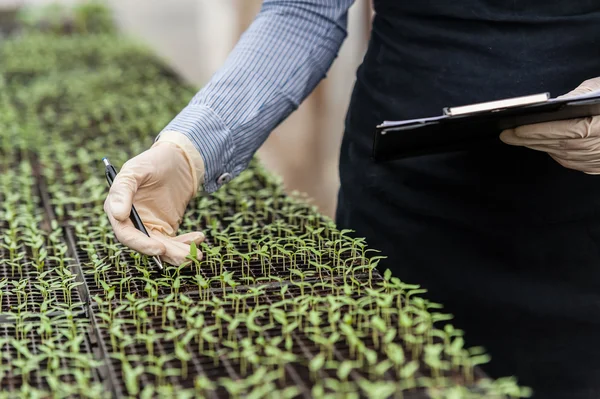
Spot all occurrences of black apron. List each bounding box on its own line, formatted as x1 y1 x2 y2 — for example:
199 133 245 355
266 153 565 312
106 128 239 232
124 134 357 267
336 1 600 398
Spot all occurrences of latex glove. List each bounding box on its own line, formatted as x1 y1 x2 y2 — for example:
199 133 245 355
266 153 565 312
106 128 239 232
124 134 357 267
104 131 206 266
500 78 600 173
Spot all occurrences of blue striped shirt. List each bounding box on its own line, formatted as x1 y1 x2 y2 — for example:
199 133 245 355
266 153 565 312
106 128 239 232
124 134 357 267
158 0 356 193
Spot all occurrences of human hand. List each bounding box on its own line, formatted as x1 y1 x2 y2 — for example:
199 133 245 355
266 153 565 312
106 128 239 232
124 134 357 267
104 131 206 266
500 78 600 173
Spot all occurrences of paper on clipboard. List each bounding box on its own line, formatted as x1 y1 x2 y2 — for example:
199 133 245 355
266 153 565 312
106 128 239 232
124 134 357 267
378 115 445 129
552 89 600 101
372 90 600 161
378 90 600 129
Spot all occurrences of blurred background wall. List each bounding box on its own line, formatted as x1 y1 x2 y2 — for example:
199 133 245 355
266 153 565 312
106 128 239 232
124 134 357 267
0 0 373 219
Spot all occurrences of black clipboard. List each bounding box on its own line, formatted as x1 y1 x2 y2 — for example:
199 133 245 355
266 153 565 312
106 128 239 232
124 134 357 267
372 91 600 162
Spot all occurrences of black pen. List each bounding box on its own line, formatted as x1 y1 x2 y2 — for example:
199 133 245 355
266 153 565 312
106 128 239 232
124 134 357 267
102 158 164 270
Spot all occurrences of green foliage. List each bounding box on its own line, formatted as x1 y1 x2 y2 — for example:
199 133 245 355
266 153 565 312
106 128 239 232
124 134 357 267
0 2 532 398
16 0 116 35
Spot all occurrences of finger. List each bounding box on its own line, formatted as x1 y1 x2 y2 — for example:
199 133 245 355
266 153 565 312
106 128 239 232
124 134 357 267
506 141 583 160
550 155 577 170
559 136 600 153
172 231 205 245
549 154 600 174
151 232 203 265
549 155 597 173
104 202 166 256
559 78 600 99
523 136 600 160
107 162 145 222
503 119 592 143
500 129 559 146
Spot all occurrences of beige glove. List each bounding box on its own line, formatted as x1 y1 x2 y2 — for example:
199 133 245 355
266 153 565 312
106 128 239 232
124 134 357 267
104 131 206 266
500 77 600 173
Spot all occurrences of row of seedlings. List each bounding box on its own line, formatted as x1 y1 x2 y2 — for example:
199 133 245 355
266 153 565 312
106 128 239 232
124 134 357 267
0 144 105 398
0 5 532 398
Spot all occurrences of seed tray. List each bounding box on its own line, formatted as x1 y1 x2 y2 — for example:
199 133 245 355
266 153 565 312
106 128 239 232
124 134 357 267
69 236 369 298
92 298 436 399
88 280 462 398
89 304 231 399
268 285 484 390
0 258 87 317
257 291 483 399
32 155 59 224
0 291 85 315
92 302 314 398
90 274 377 317
0 261 86 316
35 153 490 399
0 159 87 315
0 322 104 395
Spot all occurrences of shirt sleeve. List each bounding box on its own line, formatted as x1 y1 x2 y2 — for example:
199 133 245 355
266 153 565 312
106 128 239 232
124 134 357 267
157 0 356 193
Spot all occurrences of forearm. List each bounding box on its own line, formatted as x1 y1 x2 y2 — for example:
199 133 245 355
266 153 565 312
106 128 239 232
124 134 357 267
158 0 355 193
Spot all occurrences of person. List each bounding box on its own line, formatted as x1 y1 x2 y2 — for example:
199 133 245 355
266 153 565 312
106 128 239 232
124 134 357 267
104 1 600 397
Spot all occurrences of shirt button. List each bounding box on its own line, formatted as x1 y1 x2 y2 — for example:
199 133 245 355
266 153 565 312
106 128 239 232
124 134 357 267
217 173 232 185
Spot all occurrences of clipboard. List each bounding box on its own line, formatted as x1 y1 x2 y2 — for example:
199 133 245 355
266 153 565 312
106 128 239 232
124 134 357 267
372 90 600 161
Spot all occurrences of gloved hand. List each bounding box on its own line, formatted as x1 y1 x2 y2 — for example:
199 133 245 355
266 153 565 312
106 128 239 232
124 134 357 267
500 77 600 173
104 131 206 266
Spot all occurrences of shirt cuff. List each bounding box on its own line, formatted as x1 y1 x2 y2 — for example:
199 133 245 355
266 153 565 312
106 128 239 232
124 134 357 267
156 104 236 193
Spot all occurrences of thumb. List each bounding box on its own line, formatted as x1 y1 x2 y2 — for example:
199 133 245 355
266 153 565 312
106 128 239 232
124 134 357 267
108 169 142 221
